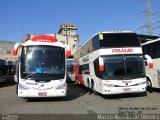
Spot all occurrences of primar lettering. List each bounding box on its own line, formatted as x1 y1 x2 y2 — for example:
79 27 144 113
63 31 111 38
26 82 38 85
112 48 133 53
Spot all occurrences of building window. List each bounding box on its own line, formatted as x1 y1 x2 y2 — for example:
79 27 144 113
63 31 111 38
73 45 75 49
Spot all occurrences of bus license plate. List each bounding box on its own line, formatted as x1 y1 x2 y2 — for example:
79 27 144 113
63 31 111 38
38 92 47 96
123 88 130 92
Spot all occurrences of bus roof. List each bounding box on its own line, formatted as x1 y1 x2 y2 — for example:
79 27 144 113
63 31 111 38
22 39 65 48
137 34 160 44
80 31 135 49
142 38 160 46
74 31 141 58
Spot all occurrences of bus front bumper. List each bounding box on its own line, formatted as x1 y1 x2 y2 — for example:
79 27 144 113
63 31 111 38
101 85 147 95
18 88 67 98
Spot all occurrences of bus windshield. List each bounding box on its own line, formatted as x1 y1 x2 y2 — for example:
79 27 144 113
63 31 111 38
100 33 140 48
21 45 65 80
103 55 145 79
67 59 74 74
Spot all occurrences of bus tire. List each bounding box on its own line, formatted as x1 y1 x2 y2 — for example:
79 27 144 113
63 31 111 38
75 77 78 84
91 80 97 95
87 79 90 88
147 77 153 93
16 83 18 95
142 91 147 96
75 77 79 85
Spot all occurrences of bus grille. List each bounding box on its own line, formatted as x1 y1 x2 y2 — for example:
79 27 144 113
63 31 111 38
157 70 160 87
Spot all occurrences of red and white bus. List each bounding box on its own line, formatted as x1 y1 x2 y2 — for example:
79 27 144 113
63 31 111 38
13 35 70 98
67 58 75 82
74 31 149 95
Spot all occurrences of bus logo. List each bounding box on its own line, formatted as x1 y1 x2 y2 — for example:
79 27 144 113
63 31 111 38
26 82 38 85
122 81 131 86
112 48 133 54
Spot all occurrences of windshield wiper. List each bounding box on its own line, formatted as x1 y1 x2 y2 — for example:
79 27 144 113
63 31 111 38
104 76 124 80
25 72 51 79
25 72 38 79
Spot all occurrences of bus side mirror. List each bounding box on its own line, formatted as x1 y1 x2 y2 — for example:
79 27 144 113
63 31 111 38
66 45 71 58
98 57 104 72
12 43 20 56
145 54 153 68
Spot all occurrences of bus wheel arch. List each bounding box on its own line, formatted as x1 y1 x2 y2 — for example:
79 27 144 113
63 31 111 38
87 78 90 88
146 76 153 93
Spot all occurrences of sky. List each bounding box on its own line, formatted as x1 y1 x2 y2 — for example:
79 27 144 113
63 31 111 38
0 0 160 45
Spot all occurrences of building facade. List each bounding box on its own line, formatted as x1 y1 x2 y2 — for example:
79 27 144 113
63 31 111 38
57 23 79 56
58 23 77 36
25 23 79 57
0 23 79 61
0 41 17 61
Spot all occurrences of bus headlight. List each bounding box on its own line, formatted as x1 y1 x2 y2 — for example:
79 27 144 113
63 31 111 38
55 83 66 89
18 84 29 90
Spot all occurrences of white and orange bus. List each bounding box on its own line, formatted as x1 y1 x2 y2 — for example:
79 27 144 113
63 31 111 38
74 31 150 95
142 38 160 91
13 35 70 98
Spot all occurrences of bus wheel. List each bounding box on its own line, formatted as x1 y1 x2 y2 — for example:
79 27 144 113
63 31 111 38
147 78 153 93
91 80 97 95
75 77 79 85
87 79 90 88
78 80 81 84
16 83 18 95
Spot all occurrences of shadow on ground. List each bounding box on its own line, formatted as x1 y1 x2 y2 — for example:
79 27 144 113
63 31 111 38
99 92 147 99
25 82 89 102
0 81 15 88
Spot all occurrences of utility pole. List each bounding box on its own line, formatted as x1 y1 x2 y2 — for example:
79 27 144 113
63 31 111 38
146 0 154 35
137 0 154 35
64 9 68 44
